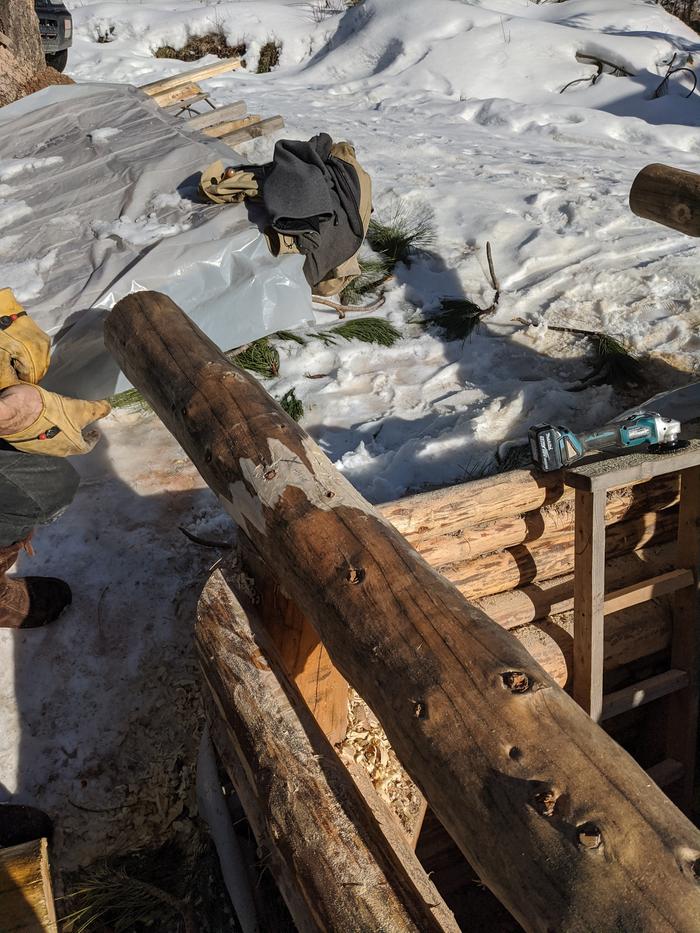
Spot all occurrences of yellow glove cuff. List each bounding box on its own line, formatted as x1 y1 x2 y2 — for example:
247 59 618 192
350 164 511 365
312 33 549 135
0 288 51 387
1 384 111 457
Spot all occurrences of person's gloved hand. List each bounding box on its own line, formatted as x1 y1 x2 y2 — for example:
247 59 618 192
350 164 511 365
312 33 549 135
0 383 111 456
0 289 51 388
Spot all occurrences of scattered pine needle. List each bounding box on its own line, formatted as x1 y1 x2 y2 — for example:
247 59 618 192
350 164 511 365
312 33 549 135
230 337 280 378
330 317 401 347
274 330 307 345
278 387 304 421
545 323 643 388
60 864 194 933
340 256 393 305
366 202 435 271
421 241 500 343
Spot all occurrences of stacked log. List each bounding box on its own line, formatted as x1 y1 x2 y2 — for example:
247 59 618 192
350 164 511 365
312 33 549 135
376 471 679 688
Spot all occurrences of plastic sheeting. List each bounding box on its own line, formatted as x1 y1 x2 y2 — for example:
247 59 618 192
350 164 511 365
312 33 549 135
0 83 311 397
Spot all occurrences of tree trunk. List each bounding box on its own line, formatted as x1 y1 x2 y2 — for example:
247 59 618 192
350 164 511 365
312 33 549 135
630 164 700 237
0 0 73 107
199 567 459 933
105 292 700 933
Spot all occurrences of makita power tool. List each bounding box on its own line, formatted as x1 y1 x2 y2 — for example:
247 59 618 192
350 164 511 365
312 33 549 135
529 411 687 473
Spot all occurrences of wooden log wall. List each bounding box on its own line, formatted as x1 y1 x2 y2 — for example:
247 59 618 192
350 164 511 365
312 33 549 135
105 292 700 933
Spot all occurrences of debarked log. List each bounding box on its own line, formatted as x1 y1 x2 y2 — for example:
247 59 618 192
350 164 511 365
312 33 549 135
630 163 700 237
198 568 459 933
441 507 677 599
408 474 678 567
105 292 700 933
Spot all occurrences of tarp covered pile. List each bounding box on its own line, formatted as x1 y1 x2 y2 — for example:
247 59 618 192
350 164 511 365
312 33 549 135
0 83 311 397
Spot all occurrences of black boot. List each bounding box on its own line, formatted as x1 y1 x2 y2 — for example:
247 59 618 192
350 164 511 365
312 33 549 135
0 803 53 847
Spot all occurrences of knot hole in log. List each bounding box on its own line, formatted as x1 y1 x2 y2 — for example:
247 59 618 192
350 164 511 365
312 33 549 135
577 822 603 850
502 671 532 693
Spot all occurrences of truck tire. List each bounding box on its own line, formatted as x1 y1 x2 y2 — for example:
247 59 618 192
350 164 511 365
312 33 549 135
46 49 68 73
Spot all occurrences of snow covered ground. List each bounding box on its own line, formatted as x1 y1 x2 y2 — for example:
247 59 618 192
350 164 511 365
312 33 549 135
3 0 700 872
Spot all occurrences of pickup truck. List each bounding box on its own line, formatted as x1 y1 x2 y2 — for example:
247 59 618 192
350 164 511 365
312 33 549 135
35 0 72 73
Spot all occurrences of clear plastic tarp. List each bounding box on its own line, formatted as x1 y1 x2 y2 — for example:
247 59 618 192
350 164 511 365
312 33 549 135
0 83 311 397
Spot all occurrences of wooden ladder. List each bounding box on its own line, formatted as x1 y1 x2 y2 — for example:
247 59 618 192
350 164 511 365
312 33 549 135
565 439 700 811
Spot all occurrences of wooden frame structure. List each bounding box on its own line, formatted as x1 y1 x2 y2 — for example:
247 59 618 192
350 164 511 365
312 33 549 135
565 447 700 809
105 291 700 932
139 59 285 149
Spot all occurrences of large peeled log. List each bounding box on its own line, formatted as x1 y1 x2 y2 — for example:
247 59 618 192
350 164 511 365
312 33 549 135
105 292 700 933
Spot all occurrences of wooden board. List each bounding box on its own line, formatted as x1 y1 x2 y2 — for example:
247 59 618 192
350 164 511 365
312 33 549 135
186 100 247 129
0 838 57 932
140 58 242 95
203 114 262 138
163 93 211 114
667 465 700 809
564 439 700 492
221 115 284 147
151 83 201 107
241 539 349 745
573 490 607 721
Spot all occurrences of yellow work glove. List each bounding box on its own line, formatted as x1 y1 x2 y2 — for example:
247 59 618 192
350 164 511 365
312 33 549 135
0 288 51 388
199 160 260 204
1 384 111 457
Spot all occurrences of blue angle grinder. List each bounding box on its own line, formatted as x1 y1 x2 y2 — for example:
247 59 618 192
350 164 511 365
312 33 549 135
528 411 688 473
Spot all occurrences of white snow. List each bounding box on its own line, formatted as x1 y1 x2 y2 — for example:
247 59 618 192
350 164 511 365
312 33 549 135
3 0 700 868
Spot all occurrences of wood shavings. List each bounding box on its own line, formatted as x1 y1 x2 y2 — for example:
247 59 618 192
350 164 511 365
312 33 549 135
337 690 423 836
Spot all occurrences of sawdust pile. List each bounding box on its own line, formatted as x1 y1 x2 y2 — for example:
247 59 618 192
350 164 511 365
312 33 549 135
338 690 424 836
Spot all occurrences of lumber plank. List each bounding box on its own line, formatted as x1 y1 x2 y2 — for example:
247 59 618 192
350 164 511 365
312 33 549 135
151 82 202 107
203 114 262 138
601 669 689 721
140 57 242 95
199 568 459 933
240 537 349 745
221 115 284 147
630 163 700 237
564 440 700 492
572 490 607 721
105 291 700 933
603 568 693 615
0 838 57 931
186 100 248 129
667 465 700 809
163 92 210 114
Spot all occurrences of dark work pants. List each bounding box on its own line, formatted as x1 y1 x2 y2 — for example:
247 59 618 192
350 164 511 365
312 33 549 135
0 446 79 548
